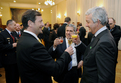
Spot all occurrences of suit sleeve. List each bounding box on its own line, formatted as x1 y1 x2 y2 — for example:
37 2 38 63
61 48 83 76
48 46 57 59
96 42 117 83
0 34 13 52
30 43 71 77
113 31 121 46
75 42 87 60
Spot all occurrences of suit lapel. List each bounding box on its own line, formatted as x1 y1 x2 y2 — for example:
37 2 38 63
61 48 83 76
4 29 14 43
60 38 66 52
84 29 109 58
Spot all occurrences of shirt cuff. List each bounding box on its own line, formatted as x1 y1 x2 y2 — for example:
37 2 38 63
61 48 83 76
53 46 56 51
75 41 82 47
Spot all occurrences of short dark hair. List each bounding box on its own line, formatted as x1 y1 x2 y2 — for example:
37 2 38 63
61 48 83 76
64 17 71 22
77 23 82 27
53 23 59 30
22 10 42 29
6 19 14 26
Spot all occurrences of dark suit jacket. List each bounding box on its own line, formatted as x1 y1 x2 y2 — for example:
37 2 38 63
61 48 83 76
17 32 71 83
79 27 86 42
110 25 121 46
12 31 21 40
57 23 67 38
48 38 86 82
43 27 50 50
0 29 17 66
49 30 57 47
80 29 118 83
87 32 93 45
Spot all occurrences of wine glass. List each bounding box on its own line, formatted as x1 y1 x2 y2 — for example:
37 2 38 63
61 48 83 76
58 36 63 44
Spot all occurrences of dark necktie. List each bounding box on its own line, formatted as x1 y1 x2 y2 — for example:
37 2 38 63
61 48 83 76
10 33 15 43
91 36 96 42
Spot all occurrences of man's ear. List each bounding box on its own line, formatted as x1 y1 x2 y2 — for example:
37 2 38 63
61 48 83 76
28 20 33 27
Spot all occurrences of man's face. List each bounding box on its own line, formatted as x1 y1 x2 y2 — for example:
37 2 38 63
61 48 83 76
16 24 21 31
65 26 74 39
108 18 115 29
32 16 44 35
9 21 16 31
86 14 98 34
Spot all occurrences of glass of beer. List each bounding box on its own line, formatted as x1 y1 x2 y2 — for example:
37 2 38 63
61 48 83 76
71 32 78 39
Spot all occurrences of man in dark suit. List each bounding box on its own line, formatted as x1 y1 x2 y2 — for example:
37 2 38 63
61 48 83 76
0 20 19 83
43 23 50 50
57 17 71 38
12 23 21 42
108 17 121 46
77 23 86 44
17 10 74 83
48 24 86 83
73 7 118 83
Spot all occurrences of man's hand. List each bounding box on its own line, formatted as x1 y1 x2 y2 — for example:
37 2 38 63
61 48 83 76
13 43 17 48
72 35 81 45
53 38 61 48
65 46 74 56
78 60 83 69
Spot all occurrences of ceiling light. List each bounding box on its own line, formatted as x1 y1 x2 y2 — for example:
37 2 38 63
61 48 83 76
44 0 55 6
13 0 16 3
38 3 41 4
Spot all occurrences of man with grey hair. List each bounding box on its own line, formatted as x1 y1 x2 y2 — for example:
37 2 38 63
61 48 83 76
73 7 118 83
49 24 86 83
57 17 71 38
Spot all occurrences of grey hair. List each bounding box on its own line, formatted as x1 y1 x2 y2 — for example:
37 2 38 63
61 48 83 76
65 24 76 32
85 7 108 25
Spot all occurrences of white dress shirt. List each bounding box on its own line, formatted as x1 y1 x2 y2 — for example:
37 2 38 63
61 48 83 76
94 26 107 37
53 38 77 67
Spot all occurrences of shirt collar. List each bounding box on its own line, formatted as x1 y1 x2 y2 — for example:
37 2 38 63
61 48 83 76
5 28 11 34
94 26 107 37
24 30 39 41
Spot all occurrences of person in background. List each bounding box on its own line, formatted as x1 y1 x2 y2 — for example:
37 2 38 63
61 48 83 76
43 23 50 50
48 24 86 83
17 10 73 83
0 19 19 83
13 23 21 40
73 7 118 83
57 17 71 38
77 23 86 44
72 22 75 25
108 17 121 46
50 23 59 46
46 22 51 31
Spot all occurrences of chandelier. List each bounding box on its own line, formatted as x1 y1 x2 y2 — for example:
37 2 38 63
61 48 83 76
44 0 55 6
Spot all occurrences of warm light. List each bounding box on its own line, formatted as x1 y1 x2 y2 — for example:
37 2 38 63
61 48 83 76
0 12 2 17
13 0 16 3
41 9 44 12
38 2 41 4
1 7 3 9
57 14 61 18
32 8 34 10
44 0 55 6
51 10 52 13
64 13 67 17
38 8 40 10
99 4 103 7
77 11 80 16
